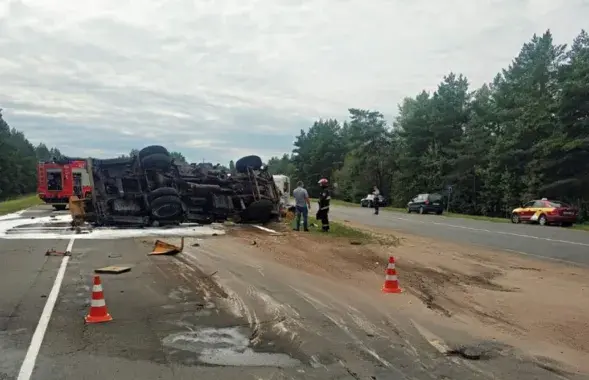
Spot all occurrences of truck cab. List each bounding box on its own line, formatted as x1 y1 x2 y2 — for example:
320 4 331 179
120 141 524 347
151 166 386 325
272 175 291 207
37 160 92 210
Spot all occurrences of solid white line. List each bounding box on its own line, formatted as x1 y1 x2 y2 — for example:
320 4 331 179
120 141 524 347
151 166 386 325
388 215 589 247
65 238 75 253
16 237 74 380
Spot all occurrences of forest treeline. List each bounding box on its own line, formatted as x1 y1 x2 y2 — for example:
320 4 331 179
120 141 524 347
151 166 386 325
266 30 589 220
0 110 64 201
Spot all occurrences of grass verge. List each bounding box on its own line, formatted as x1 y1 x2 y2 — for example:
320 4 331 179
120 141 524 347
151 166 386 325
381 206 589 231
284 213 401 245
0 194 43 216
286 214 371 240
309 198 359 208
390 207 512 223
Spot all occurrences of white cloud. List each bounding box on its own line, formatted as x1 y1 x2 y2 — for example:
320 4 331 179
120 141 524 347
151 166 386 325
0 0 588 164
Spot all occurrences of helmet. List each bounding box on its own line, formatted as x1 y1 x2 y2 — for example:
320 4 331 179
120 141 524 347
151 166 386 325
318 178 328 186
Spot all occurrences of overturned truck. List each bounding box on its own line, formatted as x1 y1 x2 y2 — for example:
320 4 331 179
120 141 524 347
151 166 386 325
70 145 281 226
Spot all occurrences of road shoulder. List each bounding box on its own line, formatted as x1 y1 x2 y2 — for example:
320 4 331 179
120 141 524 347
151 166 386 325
336 220 589 376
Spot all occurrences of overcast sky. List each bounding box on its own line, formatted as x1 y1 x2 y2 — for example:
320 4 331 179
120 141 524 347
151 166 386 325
0 0 587 164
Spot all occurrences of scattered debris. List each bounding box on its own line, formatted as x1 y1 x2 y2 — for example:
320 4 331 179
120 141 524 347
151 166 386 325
350 240 362 245
191 242 200 247
150 237 185 255
94 265 132 274
45 249 71 256
446 346 485 360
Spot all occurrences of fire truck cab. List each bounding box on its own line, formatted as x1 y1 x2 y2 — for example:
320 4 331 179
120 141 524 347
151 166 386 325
37 159 92 210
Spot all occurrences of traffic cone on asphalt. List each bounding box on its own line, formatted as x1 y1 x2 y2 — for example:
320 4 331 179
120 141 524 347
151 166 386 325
382 256 403 294
85 275 113 323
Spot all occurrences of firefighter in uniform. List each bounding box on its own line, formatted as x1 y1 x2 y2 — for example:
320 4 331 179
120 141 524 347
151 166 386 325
316 178 330 232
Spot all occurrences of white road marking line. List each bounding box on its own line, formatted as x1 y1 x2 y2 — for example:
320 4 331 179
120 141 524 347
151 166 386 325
386 215 589 247
17 237 74 380
502 248 588 268
252 225 278 233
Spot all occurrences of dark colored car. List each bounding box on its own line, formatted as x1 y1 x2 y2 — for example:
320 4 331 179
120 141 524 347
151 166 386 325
407 193 444 215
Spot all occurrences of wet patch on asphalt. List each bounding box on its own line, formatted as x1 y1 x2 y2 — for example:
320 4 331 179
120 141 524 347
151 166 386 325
148 258 310 369
162 326 302 367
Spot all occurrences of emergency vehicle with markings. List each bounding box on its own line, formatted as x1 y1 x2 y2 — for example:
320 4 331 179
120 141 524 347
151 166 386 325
37 159 92 210
510 198 578 227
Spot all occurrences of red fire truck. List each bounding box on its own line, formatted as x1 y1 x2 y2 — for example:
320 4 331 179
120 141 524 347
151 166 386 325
37 159 92 210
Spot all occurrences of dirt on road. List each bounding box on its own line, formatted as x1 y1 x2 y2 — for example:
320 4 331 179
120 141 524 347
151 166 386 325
229 221 589 375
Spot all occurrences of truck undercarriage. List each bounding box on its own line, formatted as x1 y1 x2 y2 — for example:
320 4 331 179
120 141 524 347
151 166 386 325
70 146 281 227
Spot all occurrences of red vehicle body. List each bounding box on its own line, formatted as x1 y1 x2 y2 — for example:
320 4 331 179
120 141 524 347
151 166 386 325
37 160 92 210
511 198 579 227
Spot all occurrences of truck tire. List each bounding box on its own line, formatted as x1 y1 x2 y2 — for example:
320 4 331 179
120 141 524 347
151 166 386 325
142 153 172 170
235 155 263 173
138 145 169 160
150 195 184 220
149 187 179 201
243 199 274 223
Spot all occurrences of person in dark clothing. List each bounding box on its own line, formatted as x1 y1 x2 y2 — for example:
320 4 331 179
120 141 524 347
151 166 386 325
316 178 330 232
373 186 380 215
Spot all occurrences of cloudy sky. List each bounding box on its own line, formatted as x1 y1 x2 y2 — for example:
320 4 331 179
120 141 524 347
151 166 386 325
0 0 587 164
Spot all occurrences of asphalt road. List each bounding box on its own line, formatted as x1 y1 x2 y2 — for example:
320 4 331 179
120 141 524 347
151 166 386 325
330 205 589 266
0 206 584 379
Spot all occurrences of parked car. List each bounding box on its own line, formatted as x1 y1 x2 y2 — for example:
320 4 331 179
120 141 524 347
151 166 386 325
360 194 386 207
511 198 578 226
407 193 444 214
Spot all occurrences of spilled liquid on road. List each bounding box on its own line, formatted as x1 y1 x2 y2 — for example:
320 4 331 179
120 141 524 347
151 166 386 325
163 327 301 367
0 211 224 239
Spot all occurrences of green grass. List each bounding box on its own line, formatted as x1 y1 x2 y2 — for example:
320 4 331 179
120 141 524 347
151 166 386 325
390 207 512 223
0 194 43 216
309 198 359 207
287 215 371 240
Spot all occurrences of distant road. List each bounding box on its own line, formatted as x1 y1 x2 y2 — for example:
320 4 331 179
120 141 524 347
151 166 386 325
330 205 589 266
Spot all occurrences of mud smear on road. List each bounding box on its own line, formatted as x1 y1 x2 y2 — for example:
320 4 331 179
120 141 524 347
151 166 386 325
147 252 308 369
227 220 589 375
395 261 519 325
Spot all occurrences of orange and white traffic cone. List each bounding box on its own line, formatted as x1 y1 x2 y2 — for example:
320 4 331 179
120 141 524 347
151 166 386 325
85 275 113 323
382 256 403 294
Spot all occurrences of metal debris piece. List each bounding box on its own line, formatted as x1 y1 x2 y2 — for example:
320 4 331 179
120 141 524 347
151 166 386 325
45 249 71 256
94 265 132 274
150 237 184 255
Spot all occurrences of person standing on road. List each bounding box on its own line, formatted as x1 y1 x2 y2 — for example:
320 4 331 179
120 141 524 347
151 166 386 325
372 185 380 215
316 178 331 232
292 181 311 231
